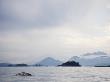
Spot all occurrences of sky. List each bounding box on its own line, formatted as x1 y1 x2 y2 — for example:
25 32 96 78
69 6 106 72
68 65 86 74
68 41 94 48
0 0 110 64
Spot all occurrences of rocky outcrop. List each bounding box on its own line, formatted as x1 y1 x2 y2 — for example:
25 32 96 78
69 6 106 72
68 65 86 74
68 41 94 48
16 72 32 76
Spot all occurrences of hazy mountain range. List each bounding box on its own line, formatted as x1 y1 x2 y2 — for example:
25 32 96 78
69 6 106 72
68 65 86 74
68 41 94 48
69 51 110 66
0 51 110 67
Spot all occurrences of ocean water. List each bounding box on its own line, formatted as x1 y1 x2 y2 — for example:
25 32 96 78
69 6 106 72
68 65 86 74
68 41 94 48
0 67 110 82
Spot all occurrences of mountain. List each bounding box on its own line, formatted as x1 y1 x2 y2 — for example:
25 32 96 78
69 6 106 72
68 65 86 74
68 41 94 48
58 61 81 67
36 57 63 66
69 51 110 66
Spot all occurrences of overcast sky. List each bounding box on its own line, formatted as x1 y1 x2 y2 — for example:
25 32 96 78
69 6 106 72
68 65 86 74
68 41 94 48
0 0 110 64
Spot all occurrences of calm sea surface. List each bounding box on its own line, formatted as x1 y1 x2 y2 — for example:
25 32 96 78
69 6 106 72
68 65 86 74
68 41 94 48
0 67 110 82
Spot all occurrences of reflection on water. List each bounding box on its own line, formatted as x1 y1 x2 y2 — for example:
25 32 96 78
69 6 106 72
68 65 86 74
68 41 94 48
0 67 110 82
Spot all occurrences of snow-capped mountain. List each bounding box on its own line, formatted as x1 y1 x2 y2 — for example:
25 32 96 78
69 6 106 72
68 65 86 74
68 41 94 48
69 51 110 66
37 57 62 66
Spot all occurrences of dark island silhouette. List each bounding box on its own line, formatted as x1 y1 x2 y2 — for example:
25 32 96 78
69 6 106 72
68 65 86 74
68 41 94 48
95 65 110 67
58 61 81 67
8 63 28 67
14 64 28 67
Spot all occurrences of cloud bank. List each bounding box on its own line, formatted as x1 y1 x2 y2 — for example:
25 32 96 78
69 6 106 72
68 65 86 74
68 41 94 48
0 0 110 63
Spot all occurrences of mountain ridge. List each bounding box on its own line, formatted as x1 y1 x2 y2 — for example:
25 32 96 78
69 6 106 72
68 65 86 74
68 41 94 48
0 51 110 67
36 57 63 66
69 51 110 66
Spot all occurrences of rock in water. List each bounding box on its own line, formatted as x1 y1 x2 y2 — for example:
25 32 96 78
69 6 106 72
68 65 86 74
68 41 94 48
16 72 32 76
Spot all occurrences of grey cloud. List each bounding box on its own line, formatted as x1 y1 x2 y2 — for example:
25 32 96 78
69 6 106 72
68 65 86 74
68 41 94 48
0 0 73 30
0 0 103 31
0 0 110 63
